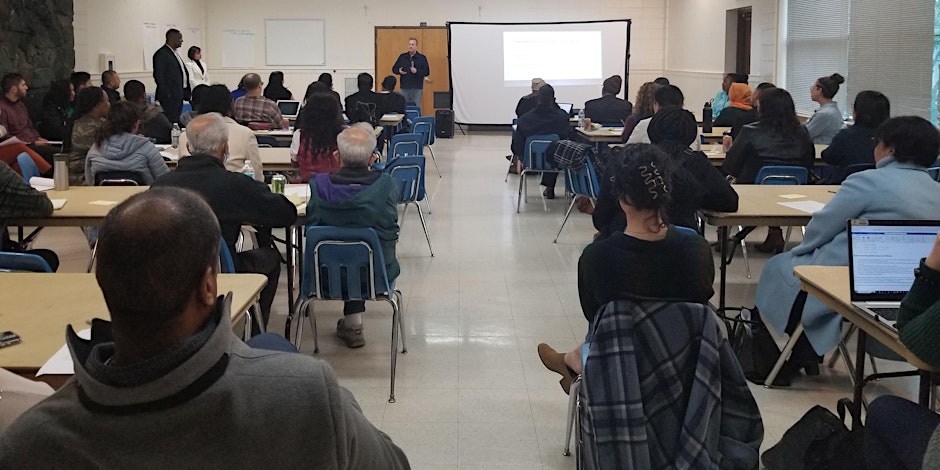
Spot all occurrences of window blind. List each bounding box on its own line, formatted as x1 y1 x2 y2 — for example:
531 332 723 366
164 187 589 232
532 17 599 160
848 0 933 120
785 0 850 116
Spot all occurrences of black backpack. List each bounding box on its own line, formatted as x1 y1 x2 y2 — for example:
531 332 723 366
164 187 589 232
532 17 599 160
762 398 865 470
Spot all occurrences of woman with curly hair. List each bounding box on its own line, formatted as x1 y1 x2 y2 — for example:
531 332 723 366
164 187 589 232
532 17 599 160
290 92 346 182
620 81 659 142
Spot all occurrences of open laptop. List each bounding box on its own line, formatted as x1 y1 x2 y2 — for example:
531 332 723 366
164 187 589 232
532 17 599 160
847 219 940 328
557 102 573 116
277 100 301 119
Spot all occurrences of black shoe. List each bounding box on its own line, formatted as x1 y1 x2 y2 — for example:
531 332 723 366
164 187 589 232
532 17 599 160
542 187 555 199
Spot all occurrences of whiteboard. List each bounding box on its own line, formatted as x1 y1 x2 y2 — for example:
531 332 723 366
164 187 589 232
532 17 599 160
265 19 325 66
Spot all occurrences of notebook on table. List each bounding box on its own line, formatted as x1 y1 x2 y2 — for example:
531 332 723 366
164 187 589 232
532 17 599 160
847 219 940 329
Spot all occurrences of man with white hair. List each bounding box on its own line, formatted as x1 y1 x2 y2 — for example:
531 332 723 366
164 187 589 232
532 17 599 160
152 113 297 333
306 123 400 348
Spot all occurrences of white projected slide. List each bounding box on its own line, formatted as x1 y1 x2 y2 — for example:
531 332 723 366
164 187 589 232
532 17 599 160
449 21 630 125
503 31 602 84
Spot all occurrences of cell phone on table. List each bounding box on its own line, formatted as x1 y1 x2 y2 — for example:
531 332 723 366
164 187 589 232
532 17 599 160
0 331 21 348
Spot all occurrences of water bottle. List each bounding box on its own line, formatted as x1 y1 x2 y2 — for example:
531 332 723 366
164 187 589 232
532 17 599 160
53 154 69 191
242 161 254 179
171 123 181 149
577 109 585 129
702 101 713 133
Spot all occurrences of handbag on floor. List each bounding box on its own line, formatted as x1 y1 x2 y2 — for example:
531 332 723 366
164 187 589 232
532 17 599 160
762 398 864 470
730 307 794 386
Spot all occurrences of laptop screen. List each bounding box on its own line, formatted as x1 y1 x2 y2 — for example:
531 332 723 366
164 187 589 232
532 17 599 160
557 103 573 115
848 219 940 301
277 100 300 117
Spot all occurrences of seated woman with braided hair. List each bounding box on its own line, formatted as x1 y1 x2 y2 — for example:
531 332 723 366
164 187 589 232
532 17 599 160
537 143 715 393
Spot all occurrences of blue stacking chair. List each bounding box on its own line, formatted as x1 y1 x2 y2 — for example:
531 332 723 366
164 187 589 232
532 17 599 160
516 134 561 213
375 133 423 172
405 107 420 131
386 156 433 256
754 165 809 185
16 153 40 181
554 159 601 242
219 239 266 339
0 252 53 273
287 226 406 403
411 117 441 177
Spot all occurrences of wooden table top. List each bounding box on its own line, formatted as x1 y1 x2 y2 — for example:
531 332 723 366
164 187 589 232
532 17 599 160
701 184 839 227
577 125 735 143
793 265 939 373
0 273 267 372
703 144 829 166
8 184 308 227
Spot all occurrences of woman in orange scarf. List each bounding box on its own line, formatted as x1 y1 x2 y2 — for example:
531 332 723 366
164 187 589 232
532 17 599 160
714 83 758 138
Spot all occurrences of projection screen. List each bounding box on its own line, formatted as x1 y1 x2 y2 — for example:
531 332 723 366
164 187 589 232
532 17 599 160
448 20 631 125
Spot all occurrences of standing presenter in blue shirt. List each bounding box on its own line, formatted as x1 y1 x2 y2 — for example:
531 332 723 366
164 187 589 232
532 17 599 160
392 37 430 107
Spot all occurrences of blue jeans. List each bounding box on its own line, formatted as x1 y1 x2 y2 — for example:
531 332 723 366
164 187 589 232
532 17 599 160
865 395 940 470
401 88 422 107
247 333 297 353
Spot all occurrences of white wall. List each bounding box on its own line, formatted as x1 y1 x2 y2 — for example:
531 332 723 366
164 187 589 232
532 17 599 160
663 0 778 110
73 0 206 91
200 0 665 99
75 0 788 107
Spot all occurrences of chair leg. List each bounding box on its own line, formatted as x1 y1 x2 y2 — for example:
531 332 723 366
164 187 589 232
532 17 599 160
765 324 804 388
564 378 581 456
517 169 527 213
400 203 410 230
737 226 751 279
243 309 253 341
306 303 317 353
415 203 434 256
86 241 98 273
427 146 441 178
553 196 579 243
828 324 857 368
291 299 309 350
784 226 793 251
388 297 401 403
395 289 407 353
253 301 266 335
423 197 432 215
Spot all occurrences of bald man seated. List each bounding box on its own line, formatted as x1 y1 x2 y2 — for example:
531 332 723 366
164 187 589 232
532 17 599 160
0 187 410 468
232 73 283 129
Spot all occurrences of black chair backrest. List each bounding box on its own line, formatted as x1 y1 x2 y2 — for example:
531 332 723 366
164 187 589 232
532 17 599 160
95 171 145 186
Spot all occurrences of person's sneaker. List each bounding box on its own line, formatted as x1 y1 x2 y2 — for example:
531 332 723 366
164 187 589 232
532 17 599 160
542 187 555 199
336 318 365 348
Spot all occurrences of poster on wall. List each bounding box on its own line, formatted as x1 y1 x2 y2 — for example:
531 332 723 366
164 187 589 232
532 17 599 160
142 22 162 71
222 30 255 68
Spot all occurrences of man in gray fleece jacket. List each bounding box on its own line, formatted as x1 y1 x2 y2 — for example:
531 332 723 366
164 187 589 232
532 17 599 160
0 187 410 469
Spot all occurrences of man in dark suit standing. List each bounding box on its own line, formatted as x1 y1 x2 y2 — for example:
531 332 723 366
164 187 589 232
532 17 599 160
152 29 190 124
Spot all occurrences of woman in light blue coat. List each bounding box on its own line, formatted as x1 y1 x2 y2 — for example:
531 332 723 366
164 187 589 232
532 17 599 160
756 116 940 361
85 101 169 185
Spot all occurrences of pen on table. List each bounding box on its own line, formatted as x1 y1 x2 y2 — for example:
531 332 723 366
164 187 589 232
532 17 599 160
828 190 837 193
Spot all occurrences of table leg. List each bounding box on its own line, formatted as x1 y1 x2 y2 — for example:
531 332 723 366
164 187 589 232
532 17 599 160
286 226 296 313
852 328 868 426
718 226 729 312
919 370 932 407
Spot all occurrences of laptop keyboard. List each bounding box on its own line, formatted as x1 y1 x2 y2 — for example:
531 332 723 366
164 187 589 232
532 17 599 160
870 307 899 321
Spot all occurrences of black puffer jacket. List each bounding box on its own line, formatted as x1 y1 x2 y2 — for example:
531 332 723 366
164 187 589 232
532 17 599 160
722 122 815 184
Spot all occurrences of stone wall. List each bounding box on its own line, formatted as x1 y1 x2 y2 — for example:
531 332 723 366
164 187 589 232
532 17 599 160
0 0 74 119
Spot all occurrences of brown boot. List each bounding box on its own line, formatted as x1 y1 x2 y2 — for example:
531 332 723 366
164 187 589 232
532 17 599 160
537 343 576 394
756 227 785 253
575 196 594 214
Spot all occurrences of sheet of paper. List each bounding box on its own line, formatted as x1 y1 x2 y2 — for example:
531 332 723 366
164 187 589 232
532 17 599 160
89 200 118 206
286 195 306 206
37 329 90 376
778 194 806 199
381 113 402 120
777 200 826 214
284 185 309 198
30 177 54 191
50 199 67 210
160 150 179 161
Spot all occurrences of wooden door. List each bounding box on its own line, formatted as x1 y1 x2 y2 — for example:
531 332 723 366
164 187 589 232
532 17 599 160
375 27 449 117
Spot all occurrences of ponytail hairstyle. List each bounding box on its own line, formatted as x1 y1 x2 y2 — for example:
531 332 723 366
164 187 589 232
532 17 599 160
95 101 141 147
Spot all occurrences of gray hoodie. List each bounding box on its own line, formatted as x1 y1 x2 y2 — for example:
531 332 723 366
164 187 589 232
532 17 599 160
85 132 169 185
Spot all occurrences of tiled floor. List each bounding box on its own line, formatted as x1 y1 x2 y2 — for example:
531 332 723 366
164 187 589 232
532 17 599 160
37 131 922 469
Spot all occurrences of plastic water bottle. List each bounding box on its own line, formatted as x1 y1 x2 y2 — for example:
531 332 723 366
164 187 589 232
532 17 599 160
577 109 585 129
171 123 181 149
242 161 254 179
